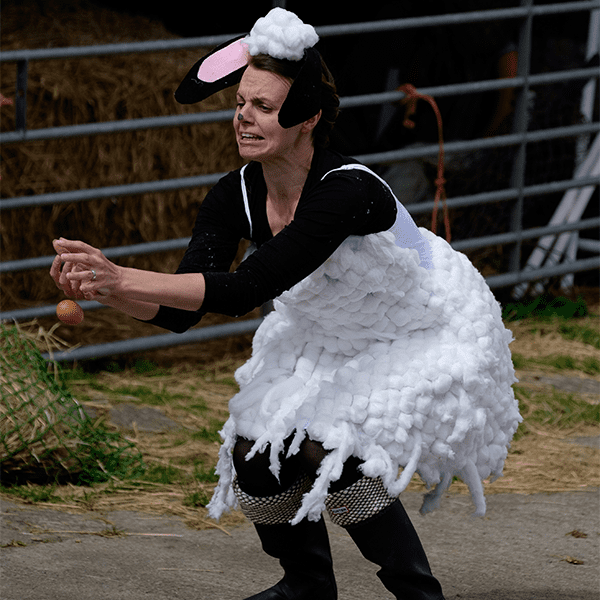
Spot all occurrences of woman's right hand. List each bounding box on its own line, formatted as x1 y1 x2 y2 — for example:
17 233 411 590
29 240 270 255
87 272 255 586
49 239 86 300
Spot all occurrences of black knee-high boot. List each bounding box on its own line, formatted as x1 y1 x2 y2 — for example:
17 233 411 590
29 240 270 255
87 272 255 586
234 476 337 600
248 517 338 600
326 477 445 600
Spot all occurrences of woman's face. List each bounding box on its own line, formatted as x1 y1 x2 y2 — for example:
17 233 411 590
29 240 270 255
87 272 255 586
234 65 306 162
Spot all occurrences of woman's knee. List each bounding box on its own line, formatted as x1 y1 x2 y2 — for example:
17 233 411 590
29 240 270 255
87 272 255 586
233 436 302 495
298 437 328 476
298 437 364 492
232 437 258 475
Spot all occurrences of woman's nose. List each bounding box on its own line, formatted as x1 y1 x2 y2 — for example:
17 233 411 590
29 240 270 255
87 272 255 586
238 105 255 123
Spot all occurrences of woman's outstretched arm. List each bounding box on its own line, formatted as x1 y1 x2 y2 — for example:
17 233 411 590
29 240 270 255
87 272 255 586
50 238 205 317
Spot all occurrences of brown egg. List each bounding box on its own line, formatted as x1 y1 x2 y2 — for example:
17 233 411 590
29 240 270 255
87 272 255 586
56 299 84 325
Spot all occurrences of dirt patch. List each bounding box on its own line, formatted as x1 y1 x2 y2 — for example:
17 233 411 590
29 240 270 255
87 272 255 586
507 313 599 362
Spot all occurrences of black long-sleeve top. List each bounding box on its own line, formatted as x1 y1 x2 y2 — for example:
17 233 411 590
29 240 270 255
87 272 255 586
147 147 397 333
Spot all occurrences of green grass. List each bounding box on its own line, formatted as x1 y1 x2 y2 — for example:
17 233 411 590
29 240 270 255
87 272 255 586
63 380 190 406
127 457 218 487
140 464 183 485
216 376 240 389
97 358 170 376
511 353 527 370
112 384 192 406
550 355 578 371
0 484 62 504
188 399 209 414
514 386 600 440
183 490 211 508
514 317 599 349
1 540 28 548
192 462 219 484
513 353 600 375
558 322 600 350
61 367 106 390
503 295 599 347
191 419 225 444
582 357 600 375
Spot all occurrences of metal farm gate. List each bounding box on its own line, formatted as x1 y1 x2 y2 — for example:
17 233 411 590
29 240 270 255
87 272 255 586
1 0 599 361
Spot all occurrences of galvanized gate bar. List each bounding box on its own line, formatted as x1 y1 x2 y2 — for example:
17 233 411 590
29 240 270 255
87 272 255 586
40 317 265 363
408 175 600 215
314 1 600 37
0 33 244 62
508 0 535 275
451 217 600 252
356 122 600 166
0 237 192 273
0 172 226 210
0 109 236 144
485 256 600 289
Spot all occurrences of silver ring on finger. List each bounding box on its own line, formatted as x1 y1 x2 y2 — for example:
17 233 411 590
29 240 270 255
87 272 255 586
91 269 97 281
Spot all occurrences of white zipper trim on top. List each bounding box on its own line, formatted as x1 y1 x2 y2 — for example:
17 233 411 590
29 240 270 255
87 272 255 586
240 163 253 239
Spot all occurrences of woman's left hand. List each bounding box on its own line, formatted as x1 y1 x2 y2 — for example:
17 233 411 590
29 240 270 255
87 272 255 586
54 238 122 301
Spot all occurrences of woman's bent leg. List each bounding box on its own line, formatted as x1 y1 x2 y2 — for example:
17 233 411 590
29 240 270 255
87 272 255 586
326 477 445 600
232 437 337 600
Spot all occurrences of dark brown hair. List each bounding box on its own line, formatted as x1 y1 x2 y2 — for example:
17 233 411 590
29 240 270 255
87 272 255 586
248 52 340 148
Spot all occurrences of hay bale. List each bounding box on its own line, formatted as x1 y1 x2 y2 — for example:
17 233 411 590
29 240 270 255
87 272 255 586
0 368 83 469
0 322 144 482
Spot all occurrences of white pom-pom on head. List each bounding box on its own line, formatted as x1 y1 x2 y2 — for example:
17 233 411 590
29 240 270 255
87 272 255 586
245 7 319 61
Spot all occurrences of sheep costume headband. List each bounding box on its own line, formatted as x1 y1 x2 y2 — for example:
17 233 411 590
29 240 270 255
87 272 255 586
175 8 322 129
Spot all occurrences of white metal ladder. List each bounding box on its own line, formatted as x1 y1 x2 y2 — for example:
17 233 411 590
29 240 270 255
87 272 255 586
513 9 600 299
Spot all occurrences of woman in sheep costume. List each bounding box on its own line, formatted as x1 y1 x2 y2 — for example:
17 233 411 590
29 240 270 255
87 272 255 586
51 8 520 600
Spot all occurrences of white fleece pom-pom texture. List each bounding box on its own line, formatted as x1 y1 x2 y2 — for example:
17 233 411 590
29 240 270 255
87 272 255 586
208 229 521 523
245 7 319 61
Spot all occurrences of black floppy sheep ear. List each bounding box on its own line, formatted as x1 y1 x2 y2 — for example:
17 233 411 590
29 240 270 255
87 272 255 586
175 35 249 104
278 47 322 129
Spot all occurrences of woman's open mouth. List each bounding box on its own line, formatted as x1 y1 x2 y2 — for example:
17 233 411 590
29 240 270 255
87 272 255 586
240 133 264 141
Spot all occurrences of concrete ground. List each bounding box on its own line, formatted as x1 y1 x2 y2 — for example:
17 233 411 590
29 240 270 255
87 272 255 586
1 488 598 600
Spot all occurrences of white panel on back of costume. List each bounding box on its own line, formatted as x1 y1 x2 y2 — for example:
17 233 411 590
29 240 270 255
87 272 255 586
321 164 434 270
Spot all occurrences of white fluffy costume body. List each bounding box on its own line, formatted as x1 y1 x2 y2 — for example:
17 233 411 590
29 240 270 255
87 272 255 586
208 165 522 524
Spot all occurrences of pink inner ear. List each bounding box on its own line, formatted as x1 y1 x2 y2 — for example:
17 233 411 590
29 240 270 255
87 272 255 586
197 39 249 83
